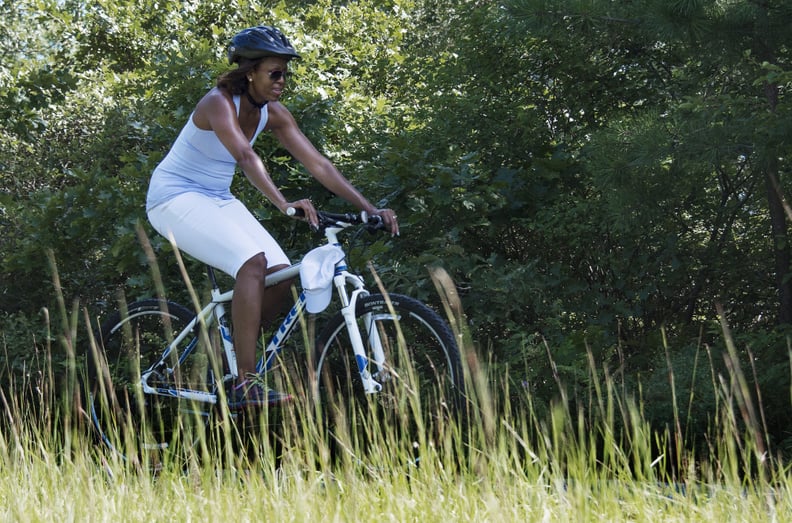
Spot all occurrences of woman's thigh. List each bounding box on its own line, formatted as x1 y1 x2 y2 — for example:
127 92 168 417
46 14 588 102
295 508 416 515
147 193 290 278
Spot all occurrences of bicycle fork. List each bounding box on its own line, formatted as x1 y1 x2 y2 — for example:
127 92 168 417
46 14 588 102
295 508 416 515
338 278 388 394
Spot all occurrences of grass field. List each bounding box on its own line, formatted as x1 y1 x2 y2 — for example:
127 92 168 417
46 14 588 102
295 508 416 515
0 394 788 522
1 336 789 523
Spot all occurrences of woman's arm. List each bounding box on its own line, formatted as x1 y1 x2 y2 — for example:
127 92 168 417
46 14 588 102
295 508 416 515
267 101 399 235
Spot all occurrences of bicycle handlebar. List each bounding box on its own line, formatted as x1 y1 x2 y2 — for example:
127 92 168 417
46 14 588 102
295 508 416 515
286 207 385 233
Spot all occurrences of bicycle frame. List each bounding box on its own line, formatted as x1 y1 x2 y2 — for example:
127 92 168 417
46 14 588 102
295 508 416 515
139 222 388 406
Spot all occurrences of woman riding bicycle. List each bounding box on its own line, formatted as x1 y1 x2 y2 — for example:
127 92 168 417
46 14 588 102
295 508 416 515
145 25 399 409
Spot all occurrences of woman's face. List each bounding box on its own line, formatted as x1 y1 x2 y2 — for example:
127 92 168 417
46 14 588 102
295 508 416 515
249 57 291 102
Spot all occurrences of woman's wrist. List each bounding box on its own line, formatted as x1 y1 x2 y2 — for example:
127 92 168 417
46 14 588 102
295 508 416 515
359 199 377 215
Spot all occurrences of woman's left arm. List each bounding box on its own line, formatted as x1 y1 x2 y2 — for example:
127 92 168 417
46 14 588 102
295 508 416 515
268 102 399 235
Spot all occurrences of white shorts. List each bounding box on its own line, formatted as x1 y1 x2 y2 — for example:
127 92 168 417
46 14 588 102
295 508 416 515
147 192 290 279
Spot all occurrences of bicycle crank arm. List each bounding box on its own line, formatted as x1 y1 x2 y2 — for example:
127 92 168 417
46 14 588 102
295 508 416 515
141 372 218 404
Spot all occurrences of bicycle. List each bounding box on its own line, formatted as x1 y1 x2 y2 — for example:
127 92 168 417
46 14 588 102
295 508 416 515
86 210 464 463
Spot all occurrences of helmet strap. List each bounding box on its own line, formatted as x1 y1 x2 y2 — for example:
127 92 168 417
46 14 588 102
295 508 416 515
245 90 267 110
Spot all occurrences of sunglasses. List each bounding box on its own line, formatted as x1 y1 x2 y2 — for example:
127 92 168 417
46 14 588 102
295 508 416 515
268 70 292 81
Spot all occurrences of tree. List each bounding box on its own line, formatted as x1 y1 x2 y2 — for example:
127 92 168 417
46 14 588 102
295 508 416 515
502 0 792 328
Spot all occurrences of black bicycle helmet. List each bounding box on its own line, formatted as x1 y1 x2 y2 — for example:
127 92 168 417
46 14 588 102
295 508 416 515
228 25 301 64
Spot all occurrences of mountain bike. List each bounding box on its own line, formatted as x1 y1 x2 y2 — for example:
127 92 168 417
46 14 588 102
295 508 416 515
86 210 464 464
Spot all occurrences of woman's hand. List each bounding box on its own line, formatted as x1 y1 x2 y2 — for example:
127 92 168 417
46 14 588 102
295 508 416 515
372 208 399 237
285 198 318 228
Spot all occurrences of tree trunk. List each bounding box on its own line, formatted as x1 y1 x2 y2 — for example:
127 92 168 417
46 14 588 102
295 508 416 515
765 166 792 325
763 81 792 324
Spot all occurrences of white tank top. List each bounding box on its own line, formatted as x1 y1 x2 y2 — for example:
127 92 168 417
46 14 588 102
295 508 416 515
146 95 268 211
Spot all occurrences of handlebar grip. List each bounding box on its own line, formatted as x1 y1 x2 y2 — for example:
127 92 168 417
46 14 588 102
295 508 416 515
287 207 304 217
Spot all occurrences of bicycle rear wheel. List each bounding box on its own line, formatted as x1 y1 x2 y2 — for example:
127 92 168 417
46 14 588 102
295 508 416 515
87 299 217 466
314 293 464 460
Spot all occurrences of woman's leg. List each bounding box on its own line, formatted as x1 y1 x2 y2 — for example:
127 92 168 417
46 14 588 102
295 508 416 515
261 264 293 330
148 194 293 405
232 260 293 379
231 253 268 379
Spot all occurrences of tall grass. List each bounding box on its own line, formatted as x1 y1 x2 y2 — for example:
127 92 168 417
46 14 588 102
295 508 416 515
0 265 790 521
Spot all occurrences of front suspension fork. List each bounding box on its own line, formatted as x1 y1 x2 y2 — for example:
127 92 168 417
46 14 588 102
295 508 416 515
340 288 388 394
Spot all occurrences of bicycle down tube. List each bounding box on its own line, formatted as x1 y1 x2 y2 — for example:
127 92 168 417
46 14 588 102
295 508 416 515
259 260 388 394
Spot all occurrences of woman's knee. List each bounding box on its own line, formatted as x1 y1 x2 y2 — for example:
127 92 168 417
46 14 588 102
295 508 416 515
237 252 268 278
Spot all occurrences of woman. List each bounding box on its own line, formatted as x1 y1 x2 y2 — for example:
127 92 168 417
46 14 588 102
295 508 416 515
146 25 399 409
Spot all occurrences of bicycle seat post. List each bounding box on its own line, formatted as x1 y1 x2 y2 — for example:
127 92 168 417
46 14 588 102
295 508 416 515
207 266 220 291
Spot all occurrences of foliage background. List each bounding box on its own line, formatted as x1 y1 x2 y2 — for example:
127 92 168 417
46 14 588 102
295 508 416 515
2 0 792 454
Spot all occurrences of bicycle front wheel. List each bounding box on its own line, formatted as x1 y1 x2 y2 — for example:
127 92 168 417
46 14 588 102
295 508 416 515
314 293 464 457
87 299 216 466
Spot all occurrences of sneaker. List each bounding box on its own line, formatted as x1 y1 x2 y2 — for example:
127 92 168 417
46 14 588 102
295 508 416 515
228 379 292 410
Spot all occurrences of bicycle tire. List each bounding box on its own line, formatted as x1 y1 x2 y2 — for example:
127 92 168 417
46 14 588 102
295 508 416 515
87 299 217 465
314 293 464 457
